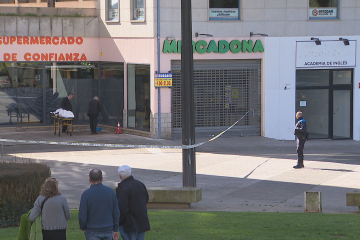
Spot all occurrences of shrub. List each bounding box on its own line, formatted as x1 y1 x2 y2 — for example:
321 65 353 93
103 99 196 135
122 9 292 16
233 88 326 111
0 162 50 227
23 13 38 17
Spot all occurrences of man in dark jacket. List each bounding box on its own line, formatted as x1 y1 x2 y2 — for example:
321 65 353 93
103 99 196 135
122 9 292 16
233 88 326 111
87 96 101 134
61 93 73 133
294 111 307 169
116 165 150 240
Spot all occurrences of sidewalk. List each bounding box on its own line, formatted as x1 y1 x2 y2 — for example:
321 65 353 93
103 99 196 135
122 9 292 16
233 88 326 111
1 129 360 214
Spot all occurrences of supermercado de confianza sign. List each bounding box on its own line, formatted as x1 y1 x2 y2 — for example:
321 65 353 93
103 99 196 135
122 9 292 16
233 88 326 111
163 39 264 54
0 36 99 62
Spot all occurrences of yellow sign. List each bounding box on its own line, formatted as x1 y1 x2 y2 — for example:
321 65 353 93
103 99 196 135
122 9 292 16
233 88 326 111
155 73 172 87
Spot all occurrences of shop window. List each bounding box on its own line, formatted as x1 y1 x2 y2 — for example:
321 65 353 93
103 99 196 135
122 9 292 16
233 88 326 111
47 62 124 126
209 0 240 21
127 64 150 131
100 62 124 126
18 0 36 3
309 0 339 19
0 62 47 125
0 0 15 3
47 62 97 123
131 0 145 22
0 62 126 127
296 69 329 87
107 0 119 21
46 0 78 4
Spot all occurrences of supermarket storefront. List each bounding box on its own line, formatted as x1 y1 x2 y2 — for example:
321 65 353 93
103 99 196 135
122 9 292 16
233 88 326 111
0 37 125 127
0 35 266 139
161 38 265 138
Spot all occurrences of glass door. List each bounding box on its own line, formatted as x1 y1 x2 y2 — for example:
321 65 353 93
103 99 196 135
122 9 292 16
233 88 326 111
296 69 353 140
296 89 329 138
331 70 352 139
127 64 150 131
296 70 330 139
332 90 351 139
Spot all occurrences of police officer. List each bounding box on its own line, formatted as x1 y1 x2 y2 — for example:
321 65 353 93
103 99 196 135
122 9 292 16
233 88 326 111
294 111 307 169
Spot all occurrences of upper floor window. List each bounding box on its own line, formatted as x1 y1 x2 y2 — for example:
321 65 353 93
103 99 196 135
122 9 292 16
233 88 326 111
309 0 339 19
131 0 145 21
107 0 119 21
18 0 36 3
209 0 240 21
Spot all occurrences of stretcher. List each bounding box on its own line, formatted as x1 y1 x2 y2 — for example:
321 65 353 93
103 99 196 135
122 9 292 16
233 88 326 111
51 114 74 136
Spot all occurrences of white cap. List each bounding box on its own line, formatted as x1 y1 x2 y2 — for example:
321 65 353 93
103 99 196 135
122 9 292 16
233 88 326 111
118 165 131 177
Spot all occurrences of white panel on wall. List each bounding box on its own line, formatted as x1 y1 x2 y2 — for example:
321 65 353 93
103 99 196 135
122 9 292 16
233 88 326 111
264 37 297 140
296 40 356 68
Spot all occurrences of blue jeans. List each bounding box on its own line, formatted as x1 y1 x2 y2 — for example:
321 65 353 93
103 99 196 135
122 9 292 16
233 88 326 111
84 231 113 240
119 226 145 240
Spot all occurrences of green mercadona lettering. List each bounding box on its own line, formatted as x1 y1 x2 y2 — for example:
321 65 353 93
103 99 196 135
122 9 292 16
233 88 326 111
162 39 264 54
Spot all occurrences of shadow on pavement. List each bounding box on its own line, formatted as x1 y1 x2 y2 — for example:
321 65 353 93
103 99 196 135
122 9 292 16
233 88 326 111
1 130 360 213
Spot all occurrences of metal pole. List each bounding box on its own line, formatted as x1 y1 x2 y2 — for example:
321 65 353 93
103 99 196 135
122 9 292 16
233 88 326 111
181 0 196 187
42 62 46 124
157 0 161 139
1 141 3 157
98 61 102 124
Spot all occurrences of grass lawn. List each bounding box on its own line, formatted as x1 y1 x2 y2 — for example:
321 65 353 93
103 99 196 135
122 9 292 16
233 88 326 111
1 210 359 240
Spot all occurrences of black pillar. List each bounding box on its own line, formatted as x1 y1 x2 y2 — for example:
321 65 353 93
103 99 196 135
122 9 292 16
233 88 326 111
42 62 46 124
181 0 196 187
98 62 101 124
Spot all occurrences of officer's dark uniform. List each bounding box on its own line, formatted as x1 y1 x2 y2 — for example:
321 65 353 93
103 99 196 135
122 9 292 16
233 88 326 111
294 116 307 168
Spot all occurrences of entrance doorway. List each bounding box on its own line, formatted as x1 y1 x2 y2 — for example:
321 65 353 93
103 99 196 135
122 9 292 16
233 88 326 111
296 69 353 140
127 64 150 131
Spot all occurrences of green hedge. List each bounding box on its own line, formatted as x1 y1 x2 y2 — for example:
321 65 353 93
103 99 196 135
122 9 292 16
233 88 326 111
0 162 51 227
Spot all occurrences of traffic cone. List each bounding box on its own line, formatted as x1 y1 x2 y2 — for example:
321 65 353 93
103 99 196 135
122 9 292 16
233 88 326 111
114 122 122 134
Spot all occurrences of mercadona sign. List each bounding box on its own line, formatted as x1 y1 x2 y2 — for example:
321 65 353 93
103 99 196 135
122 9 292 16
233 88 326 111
162 39 264 54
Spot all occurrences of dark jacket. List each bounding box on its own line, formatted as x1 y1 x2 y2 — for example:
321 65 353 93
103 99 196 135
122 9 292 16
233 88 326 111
294 117 307 139
61 97 72 111
116 176 150 233
87 99 101 116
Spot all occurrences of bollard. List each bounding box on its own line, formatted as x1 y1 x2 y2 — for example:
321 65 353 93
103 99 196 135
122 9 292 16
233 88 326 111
304 191 322 213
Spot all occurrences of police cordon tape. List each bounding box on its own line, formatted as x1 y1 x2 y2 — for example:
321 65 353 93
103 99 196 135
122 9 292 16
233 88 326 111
0 109 253 150
0 139 181 149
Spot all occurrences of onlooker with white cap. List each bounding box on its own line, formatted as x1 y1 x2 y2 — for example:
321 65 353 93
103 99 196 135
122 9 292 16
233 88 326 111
116 165 150 240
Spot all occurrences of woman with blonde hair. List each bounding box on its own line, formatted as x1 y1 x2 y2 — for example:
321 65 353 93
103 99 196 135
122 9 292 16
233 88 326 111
29 178 71 240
